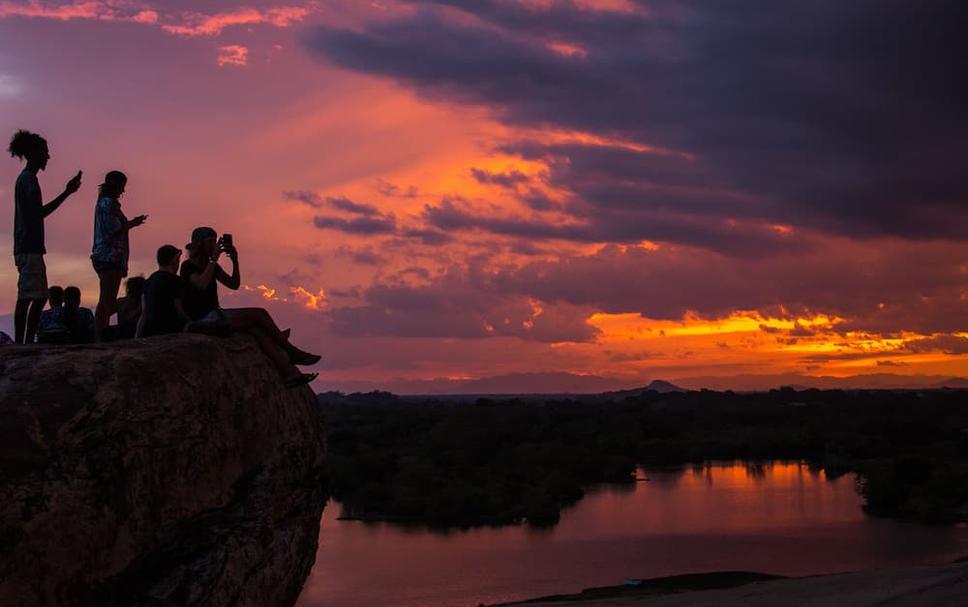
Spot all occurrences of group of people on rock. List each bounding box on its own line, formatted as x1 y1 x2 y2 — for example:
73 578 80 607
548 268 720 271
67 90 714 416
7 129 320 387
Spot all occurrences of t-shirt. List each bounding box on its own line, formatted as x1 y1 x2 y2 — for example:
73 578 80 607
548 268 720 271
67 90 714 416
66 307 96 343
142 270 186 336
14 169 44 255
179 259 219 321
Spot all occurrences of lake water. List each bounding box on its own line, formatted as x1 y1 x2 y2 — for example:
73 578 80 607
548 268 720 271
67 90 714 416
295 461 968 607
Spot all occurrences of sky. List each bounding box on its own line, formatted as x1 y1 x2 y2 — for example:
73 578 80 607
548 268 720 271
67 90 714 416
1 0 965 392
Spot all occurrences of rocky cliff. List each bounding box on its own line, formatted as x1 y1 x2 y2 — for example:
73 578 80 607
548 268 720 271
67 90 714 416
0 334 326 606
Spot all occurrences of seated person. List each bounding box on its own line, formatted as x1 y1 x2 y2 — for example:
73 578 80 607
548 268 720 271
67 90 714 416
63 286 96 344
37 285 69 344
114 276 145 339
180 227 320 387
137 245 190 337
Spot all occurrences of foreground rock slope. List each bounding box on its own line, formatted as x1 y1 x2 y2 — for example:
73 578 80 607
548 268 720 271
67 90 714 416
0 334 326 606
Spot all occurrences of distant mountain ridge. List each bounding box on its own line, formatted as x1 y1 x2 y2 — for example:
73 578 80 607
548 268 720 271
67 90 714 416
674 373 968 392
321 372 966 395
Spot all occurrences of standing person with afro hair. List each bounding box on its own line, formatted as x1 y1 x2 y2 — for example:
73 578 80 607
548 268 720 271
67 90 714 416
7 130 82 343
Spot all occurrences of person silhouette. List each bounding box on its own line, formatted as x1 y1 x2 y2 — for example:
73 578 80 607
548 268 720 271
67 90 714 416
114 276 145 339
91 170 147 341
63 286 95 344
180 227 320 387
7 130 82 343
37 285 69 344
136 245 189 338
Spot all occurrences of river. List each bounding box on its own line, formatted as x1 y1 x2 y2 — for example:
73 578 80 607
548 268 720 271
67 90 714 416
295 461 968 607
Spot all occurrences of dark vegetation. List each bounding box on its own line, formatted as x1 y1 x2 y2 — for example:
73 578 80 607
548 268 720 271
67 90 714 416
320 388 968 528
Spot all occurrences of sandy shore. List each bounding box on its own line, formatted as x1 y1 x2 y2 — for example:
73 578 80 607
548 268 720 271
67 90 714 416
500 561 968 606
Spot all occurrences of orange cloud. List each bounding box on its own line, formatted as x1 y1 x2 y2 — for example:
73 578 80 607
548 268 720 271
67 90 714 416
291 286 328 311
217 45 249 68
131 9 156 24
0 1 111 21
161 6 310 37
565 311 966 381
0 2 312 37
247 284 327 311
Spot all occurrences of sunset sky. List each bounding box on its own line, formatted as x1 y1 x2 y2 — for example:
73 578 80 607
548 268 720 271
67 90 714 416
1 0 965 391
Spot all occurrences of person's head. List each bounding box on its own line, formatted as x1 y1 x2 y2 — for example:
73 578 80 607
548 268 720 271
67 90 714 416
186 226 217 259
64 286 81 310
157 244 182 272
7 130 49 170
48 286 64 308
125 276 146 298
99 170 127 199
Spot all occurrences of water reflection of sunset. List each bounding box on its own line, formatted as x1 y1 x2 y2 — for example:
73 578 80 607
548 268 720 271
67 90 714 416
301 461 968 607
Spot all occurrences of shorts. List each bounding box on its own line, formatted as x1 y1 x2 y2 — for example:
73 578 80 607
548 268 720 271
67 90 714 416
15 253 48 301
91 257 127 277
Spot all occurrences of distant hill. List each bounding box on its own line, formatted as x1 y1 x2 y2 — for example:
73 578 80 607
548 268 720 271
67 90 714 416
931 377 968 389
645 379 687 393
605 380 687 398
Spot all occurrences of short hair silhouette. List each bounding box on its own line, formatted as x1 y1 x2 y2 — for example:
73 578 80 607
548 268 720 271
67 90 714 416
125 276 146 297
7 130 46 160
48 286 64 307
99 170 127 198
64 286 81 307
157 244 181 266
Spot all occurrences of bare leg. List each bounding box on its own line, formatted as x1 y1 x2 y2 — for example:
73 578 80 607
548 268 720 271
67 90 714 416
25 299 45 344
14 299 30 344
95 272 123 339
228 308 319 362
248 326 302 382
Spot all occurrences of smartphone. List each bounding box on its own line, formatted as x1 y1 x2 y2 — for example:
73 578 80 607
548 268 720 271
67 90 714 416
221 233 233 248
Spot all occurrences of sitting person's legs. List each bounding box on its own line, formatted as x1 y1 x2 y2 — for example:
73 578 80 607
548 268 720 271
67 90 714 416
221 307 320 364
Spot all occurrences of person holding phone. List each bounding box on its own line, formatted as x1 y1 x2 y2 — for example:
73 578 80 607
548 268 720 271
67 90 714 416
91 170 147 340
7 130 82 343
181 226 320 387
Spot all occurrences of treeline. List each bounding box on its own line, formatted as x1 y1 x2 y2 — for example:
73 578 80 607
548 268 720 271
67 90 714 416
319 388 968 528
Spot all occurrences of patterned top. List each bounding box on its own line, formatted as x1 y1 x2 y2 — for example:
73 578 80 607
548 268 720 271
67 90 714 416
91 195 129 273
38 306 68 335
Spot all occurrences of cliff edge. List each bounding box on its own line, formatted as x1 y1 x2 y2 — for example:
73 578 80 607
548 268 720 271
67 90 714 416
0 334 326 606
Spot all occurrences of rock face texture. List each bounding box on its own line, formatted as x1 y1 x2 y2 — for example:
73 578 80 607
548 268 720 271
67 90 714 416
0 334 326 606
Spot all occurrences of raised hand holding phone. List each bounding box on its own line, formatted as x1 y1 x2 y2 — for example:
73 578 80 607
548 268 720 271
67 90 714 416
65 170 82 195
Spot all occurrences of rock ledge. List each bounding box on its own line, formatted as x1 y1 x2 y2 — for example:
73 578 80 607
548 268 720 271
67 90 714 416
0 334 326 606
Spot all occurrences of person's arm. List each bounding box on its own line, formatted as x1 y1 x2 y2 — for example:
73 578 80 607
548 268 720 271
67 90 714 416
135 294 147 338
99 206 146 242
120 215 148 232
174 299 190 324
42 171 82 217
215 249 240 290
186 255 221 291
